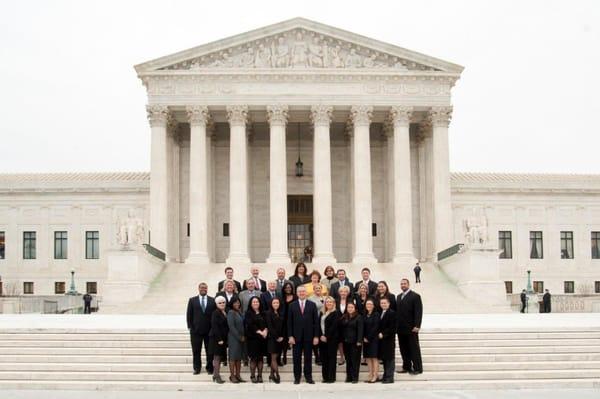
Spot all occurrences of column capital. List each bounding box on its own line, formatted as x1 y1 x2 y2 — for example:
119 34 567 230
350 105 373 127
226 105 249 126
310 105 333 127
266 105 289 126
429 106 453 128
186 105 210 126
389 105 413 127
146 104 170 127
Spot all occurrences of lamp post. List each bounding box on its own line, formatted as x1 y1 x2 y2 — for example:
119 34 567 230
66 268 78 295
526 270 533 294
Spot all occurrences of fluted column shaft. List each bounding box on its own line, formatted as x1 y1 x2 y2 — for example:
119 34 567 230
311 105 336 264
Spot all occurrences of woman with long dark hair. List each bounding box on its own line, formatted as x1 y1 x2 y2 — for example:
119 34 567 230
208 296 229 384
339 301 363 383
374 281 396 312
289 262 310 289
281 281 296 365
265 297 285 383
362 298 380 383
244 296 268 383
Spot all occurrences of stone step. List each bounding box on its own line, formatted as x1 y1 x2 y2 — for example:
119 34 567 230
0 369 600 382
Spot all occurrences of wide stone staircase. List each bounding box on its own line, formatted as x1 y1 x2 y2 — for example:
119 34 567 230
1 325 600 391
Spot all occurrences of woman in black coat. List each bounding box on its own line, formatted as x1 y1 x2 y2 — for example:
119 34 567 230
281 282 296 366
245 296 268 383
354 283 372 315
374 281 396 312
319 296 341 383
289 262 310 289
208 296 229 384
362 298 380 383
377 296 397 383
265 297 285 384
339 302 363 383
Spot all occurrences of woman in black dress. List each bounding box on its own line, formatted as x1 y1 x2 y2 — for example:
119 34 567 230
265 297 285 383
377 296 397 383
362 298 380 383
354 283 371 315
339 302 363 383
244 296 268 383
208 296 229 384
319 296 340 383
374 281 396 312
289 262 310 290
281 281 296 365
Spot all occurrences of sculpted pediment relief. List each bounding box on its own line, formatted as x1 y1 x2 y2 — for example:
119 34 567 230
157 28 440 72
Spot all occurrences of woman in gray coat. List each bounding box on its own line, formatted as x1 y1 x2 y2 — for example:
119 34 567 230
227 297 245 383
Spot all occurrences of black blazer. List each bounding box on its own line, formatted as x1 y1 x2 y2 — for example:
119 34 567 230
243 278 267 293
353 294 372 315
265 310 285 340
363 311 380 343
286 300 319 342
214 291 239 311
339 314 364 344
289 275 311 290
355 280 378 296
395 290 423 334
319 310 341 342
374 292 397 313
218 279 242 293
186 295 216 335
260 291 282 312
335 296 356 314
208 310 229 342
378 309 397 360
330 280 354 299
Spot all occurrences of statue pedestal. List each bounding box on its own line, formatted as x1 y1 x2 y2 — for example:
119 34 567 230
437 247 509 310
527 293 540 313
102 247 165 306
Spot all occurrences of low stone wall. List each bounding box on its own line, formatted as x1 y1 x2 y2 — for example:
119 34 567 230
508 293 600 313
0 294 100 314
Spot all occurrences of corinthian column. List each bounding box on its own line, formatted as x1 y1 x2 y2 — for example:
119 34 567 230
390 106 416 265
266 105 291 264
226 105 251 265
185 105 210 264
429 106 454 256
311 105 336 264
147 104 170 255
350 105 377 265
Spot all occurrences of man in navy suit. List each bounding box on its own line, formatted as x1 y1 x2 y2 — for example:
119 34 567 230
186 282 216 375
287 285 319 384
260 280 281 311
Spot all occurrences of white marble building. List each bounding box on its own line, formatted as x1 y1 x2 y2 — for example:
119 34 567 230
1 19 599 303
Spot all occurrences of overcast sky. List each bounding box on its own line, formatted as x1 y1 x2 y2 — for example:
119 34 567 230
1 0 598 174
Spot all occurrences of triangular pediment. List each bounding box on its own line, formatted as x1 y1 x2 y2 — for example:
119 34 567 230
135 18 463 74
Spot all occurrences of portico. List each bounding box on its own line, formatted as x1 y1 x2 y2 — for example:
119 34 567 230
136 18 462 265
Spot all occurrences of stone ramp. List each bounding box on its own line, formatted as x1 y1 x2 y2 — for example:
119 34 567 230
103 262 505 314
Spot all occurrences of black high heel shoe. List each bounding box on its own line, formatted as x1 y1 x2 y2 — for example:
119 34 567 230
250 375 257 383
257 375 263 383
213 375 224 384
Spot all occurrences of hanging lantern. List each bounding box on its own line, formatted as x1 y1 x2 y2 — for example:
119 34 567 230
295 122 304 177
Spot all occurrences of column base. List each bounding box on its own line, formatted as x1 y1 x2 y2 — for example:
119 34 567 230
312 254 337 265
266 253 291 264
392 253 417 266
225 254 251 265
185 252 210 265
351 254 378 265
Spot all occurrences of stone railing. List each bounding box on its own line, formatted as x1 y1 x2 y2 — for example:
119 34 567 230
437 243 464 261
143 243 166 261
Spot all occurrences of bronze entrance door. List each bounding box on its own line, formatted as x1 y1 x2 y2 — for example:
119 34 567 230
287 195 313 263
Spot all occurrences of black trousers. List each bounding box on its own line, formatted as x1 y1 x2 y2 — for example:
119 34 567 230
398 332 422 372
520 301 526 313
343 342 361 382
292 340 313 381
415 272 421 283
319 341 337 382
190 333 213 372
382 358 395 381
84 303 91 314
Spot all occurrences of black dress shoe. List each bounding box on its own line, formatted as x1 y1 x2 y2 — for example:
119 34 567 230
396 369 410 374
294 379 300 384
193 370 201 375
409 370 423 375
206 369 214 375
306 379 315 384
382 379 394 384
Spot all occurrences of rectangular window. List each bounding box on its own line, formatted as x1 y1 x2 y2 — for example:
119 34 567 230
498 231 513 259
504 281 513 294
85 231 99 259
0 231 5 259
54 231 68 260
533 281 544 294
86 282 98 294
23 231 36 259
595 281 600 294
530 231 543 259
564 281 575 294
23 282 34 294
560 231 574 259
223 223 229 237
54 281 65 294
187 223 190 237
592 232 600 259
372 223 377 237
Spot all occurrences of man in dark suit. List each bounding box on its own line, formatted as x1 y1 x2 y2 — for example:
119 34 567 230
215 280 239 311
260 280 281 311
275 267 293 295
243 265 267 292
217 266 242 293
520 289 527 313
413 262 422 283
355 267 378 296
186 282 216 375
287 285 319 384
331 269 354 299
543 289 552 313
395 278 423 375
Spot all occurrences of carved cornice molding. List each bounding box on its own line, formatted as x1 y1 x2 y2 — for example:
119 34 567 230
350 105 373 127
146 104 170 127
310 105 333 127
389 105 413 127
266 105 289 126
429 106 453 128
226 105 249 126
186 105 210 126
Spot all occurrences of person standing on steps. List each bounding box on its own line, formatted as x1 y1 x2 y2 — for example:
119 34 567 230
186 282 216 375
218 266 242 293
543 289 552 313
413 263 422 284
208 296 229 384
395 278 423 375
287 286 319 384
520 289 527 313
83 292 93 314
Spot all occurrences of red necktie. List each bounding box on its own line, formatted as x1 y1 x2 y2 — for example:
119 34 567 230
300 301 305 315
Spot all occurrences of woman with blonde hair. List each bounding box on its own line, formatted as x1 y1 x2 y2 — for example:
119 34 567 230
335 285 354 365
319 296 340 383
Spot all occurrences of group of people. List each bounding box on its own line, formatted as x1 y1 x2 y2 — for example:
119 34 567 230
186 263 423 384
